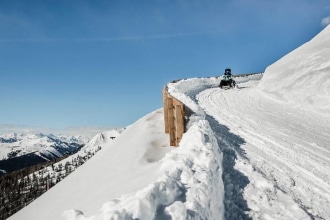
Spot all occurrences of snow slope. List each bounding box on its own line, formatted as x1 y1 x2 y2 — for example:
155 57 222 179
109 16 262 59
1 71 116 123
9 109 174 220
258 25 330 115
9 26 330 220
9 109 225 220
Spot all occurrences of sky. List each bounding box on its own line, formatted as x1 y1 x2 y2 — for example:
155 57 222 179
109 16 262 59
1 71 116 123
0 0 330 136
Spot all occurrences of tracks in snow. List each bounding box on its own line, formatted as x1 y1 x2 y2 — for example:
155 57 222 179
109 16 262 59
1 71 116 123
196 81 330 220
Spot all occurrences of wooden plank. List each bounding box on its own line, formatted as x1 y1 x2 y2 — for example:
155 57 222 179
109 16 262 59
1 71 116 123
167 97 176 146
175 104 184 146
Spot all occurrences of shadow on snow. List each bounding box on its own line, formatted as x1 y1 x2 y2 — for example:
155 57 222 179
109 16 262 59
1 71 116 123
206 114 251 220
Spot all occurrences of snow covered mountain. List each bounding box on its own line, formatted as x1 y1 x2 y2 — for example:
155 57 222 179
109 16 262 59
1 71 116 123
0 133 88 159
8 25 330 220
1 128 126 220
0 133 89 174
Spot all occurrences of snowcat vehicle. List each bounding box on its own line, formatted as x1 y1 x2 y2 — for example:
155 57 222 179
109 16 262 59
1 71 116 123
219 68 237 89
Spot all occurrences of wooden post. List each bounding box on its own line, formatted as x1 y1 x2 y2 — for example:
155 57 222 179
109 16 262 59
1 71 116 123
175 104 184 145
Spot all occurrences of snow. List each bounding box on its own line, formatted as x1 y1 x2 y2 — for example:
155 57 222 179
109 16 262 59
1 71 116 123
197 82 330 219
8 26 330 220
258 25 330 116
9 109 173 220
84 117 224 220
195 26 330 219
0 132 88 160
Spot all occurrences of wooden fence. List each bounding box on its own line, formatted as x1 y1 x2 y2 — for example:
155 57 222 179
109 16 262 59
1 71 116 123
162 87 185 147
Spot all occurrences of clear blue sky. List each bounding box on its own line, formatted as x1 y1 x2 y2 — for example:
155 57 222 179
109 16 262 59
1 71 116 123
1 0 329 134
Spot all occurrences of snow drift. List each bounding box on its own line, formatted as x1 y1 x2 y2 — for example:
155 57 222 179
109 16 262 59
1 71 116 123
258 25 330 115
67 118 224 220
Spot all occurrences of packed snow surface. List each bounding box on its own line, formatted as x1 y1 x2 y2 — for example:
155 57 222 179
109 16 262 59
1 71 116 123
9 26 330 220
197 78 330 219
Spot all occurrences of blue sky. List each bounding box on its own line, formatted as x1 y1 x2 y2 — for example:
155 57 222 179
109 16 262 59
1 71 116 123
1 0 330 135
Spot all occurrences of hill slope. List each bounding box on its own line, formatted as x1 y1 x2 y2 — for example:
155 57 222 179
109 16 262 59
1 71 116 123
9 110 174 220
258 25 330 116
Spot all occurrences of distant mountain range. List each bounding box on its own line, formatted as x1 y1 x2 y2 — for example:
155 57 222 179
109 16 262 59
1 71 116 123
0 133 89 174
0 128 126 219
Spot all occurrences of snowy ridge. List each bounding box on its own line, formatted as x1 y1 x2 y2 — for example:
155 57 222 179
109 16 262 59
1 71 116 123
0 133 89 174
55 129 125 168
0 133 87 160
80 128 124 151
258 25 330 115
64 118 224 220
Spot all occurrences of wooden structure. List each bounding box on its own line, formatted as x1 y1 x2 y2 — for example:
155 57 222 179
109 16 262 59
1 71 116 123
163 88 185 147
